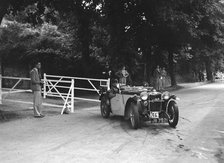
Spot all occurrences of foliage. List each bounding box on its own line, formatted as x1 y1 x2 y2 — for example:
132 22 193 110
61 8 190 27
0 20 73 74
1 0 224 84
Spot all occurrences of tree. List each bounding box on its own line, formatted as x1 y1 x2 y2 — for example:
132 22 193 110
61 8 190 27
133 0 198 86
43 0 103 64
0 0 47 75
2 0 224 85
191 0 224 81
0 20 73 75
0 0 44 25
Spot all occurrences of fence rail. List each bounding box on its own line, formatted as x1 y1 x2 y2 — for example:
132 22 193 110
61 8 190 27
43 74 109 99
0 74 109 114
0 75 32 104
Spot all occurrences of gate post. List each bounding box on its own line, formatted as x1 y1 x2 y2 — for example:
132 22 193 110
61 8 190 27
0 74 2 104
71 79 75 113
43 73 46 99
107 78 110 90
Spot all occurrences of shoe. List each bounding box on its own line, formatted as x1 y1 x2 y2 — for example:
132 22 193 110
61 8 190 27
34 114 44 118
34 115 43 118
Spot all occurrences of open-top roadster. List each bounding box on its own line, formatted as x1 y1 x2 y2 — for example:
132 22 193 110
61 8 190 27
99 84 179 129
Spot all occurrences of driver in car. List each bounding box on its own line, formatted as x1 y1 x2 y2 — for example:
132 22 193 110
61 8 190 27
107 79 120 99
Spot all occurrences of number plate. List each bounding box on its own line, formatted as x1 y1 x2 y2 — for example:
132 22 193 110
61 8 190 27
150 112 159 118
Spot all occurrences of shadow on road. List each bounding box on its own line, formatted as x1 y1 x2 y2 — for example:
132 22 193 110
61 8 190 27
97 115 176 135
0 110 22 122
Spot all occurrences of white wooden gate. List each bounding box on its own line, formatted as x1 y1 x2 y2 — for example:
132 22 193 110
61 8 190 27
43 74 109 114
43 74 75 114
0 74 109 114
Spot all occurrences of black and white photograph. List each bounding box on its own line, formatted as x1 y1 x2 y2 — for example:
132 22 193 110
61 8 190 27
0 0 224 162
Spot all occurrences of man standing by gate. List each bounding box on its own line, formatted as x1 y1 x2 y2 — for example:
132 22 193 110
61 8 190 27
30 62 44 118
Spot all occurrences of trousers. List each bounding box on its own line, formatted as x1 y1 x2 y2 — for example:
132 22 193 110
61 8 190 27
33 91 42 116
162 77 166 89
155 78 162 90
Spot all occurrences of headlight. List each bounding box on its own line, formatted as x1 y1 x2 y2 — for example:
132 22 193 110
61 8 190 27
162 91 170 100
164 95 169 100
140 92 148 101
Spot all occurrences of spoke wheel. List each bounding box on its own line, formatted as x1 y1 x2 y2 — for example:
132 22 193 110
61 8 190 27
100 97 110 118
129 102 140 129
168 106 175 122
130 110 135 127
167 102 179 128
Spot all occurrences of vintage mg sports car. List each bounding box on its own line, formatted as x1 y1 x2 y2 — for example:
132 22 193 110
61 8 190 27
99 84 179 129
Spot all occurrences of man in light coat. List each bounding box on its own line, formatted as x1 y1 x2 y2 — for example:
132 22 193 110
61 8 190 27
115 66 129 85
154 65 161 90
161 67 167 90
30 62 44 118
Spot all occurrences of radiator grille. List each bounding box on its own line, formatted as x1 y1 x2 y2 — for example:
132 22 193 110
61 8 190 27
149 102 162 112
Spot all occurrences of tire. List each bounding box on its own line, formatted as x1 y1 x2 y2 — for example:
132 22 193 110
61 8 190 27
129 102 140 129
167 102 179 128
100 96 110 118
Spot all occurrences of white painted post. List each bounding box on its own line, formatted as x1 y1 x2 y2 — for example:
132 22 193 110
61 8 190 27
70 79 75 113
0 74 2 104
43 73 46 99
107 78 110 90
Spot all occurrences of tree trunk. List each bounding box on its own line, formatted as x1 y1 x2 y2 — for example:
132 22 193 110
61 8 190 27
0 54 2 76
74 2 91 64
145 47 151 83
79 16 91 63
168 51 177 86
0 8 6 24
0 13 5 76
106 0 125 61
204 57 213 81
0 1 9 76
0 14 4 24
0 0 10 24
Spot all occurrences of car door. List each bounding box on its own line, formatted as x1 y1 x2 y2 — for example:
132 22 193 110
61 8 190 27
110 93 124 116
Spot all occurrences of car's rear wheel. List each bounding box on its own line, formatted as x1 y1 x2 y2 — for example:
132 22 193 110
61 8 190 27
100 96 110 118
129 102 140 129
167 102 179 128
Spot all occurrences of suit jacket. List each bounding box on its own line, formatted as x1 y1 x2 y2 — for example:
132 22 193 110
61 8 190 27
30 68 41 91
154 69 161 79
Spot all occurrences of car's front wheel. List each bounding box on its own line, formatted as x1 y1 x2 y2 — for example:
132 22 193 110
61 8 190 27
100 96 110 118
167 102 179 128
129 102 140 129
